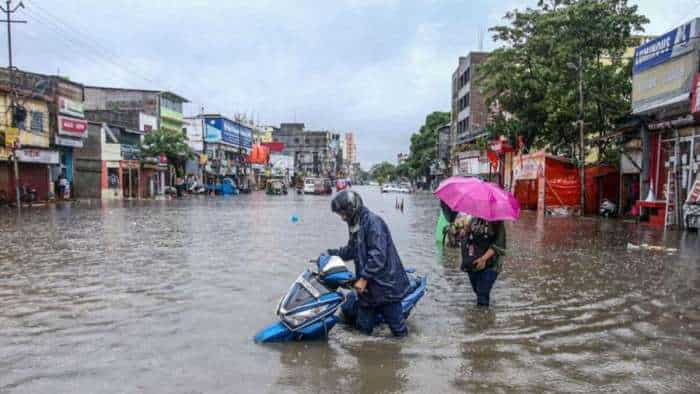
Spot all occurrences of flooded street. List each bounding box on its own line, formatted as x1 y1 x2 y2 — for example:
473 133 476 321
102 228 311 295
1 186 699 393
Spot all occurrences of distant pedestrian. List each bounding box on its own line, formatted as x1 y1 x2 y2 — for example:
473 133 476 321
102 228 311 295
58 175 68 200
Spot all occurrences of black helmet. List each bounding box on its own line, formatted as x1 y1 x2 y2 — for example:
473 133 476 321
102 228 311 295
331 190 364 224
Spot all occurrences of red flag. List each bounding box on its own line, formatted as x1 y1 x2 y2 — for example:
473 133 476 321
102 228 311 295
487 149 499 170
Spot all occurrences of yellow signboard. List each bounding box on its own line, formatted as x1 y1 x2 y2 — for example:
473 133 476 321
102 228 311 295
5 127 18 148
632 52 697 113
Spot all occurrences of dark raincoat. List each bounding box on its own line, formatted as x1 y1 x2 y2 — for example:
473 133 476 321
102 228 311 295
328 207 410 307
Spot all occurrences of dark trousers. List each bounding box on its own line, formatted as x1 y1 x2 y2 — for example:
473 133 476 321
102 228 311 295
356 301 407 337
467 269 498 306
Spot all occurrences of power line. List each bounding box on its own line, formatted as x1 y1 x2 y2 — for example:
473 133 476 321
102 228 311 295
22 2 161 88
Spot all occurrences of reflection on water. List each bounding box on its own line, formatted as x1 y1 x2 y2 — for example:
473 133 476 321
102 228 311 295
0 187 699 393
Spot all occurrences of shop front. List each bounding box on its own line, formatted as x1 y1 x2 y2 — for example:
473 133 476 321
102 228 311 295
53 89 87 190
5 148 60 202
512 151 580 215
140 155 168 198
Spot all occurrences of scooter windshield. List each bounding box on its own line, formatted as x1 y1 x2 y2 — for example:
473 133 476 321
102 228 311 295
281 271 331 312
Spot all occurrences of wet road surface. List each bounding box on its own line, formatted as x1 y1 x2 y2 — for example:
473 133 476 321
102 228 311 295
1 186 699 393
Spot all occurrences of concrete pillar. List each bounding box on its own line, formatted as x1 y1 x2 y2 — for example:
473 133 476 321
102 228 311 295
640 123 650 200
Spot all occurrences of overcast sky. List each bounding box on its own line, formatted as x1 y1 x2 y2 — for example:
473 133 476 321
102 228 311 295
10 0 699 167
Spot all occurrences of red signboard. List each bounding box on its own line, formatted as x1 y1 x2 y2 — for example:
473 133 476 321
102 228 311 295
58 115 88 138
262 142 284 152
690 73 700 114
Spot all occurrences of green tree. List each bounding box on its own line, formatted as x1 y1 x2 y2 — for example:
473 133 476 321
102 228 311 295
370 161 397 184
477 0 648 163
407 111 450 180
139 129 194 174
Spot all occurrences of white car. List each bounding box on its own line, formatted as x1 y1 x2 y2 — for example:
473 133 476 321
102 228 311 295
303 178 316 194
381 184 412 193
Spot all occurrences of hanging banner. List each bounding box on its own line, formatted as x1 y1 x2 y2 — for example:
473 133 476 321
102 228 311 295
58 115 88 138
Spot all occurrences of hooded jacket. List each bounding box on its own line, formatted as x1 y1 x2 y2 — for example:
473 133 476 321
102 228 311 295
328 207 410 306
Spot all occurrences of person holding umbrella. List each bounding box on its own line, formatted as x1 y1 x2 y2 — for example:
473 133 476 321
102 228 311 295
434 177 519 307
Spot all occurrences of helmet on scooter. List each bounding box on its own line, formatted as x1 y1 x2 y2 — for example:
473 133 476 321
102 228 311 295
331 190 363 225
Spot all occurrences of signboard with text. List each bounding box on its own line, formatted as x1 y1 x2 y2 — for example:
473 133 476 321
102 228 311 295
633 19 698 74
5 127 19 148
632 51 698 114
16 148 59 164
54 135 84 148
513 152 545 181
204 117 253 149
58 115 88 138
58 96 84 118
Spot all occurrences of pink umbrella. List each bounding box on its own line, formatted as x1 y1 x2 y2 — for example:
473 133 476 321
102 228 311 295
434 177 520 221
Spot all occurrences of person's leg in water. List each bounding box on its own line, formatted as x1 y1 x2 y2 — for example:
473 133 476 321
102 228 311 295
468 269 498 307
380 301 407 337
355 304 378 335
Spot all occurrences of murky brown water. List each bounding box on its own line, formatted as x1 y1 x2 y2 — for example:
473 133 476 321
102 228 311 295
0 186 698 393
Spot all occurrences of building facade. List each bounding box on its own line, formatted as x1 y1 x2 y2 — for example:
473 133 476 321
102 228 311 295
451 52 490 146
623 18 700 228
84 86 188 134
343 132 357 179
73 121 152 199
0 69 87 202
200 114 253 182
273 123 335 177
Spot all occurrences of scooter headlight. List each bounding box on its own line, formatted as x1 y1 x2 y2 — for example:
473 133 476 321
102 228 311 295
282 306 327 328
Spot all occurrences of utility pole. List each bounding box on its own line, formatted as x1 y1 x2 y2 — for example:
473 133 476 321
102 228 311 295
569 55 586 215
0 0 26 210
578 54 586 216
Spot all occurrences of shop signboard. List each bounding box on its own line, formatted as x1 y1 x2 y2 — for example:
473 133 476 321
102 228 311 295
121 144 140 160
5 127 19 148
633 19 698 74
513 152 545 181
58 96 84 118
16 148 59 164
687 177 700 203
632 51 698 114
58 115 88 138
55 135 84 148
457 151 480 176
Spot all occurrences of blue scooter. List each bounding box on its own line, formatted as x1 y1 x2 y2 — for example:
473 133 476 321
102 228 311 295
254 255 427 343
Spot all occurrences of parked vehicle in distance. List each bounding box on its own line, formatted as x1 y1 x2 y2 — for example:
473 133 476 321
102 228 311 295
368 180 379 186
303 178 316 194
381 183 412 193
316 178 333 195
266 178 288 195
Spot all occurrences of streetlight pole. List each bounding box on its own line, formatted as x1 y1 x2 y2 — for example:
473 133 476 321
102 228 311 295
578 55 586 216
568 55 586 215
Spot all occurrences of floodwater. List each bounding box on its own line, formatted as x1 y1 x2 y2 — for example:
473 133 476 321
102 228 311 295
0 187 698 393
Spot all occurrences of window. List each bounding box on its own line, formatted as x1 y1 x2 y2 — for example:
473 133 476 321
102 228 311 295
294 138 300 144
161 96 183 113
30 111 44 132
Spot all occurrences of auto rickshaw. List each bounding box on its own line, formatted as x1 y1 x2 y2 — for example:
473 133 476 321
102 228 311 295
266 178 288 195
